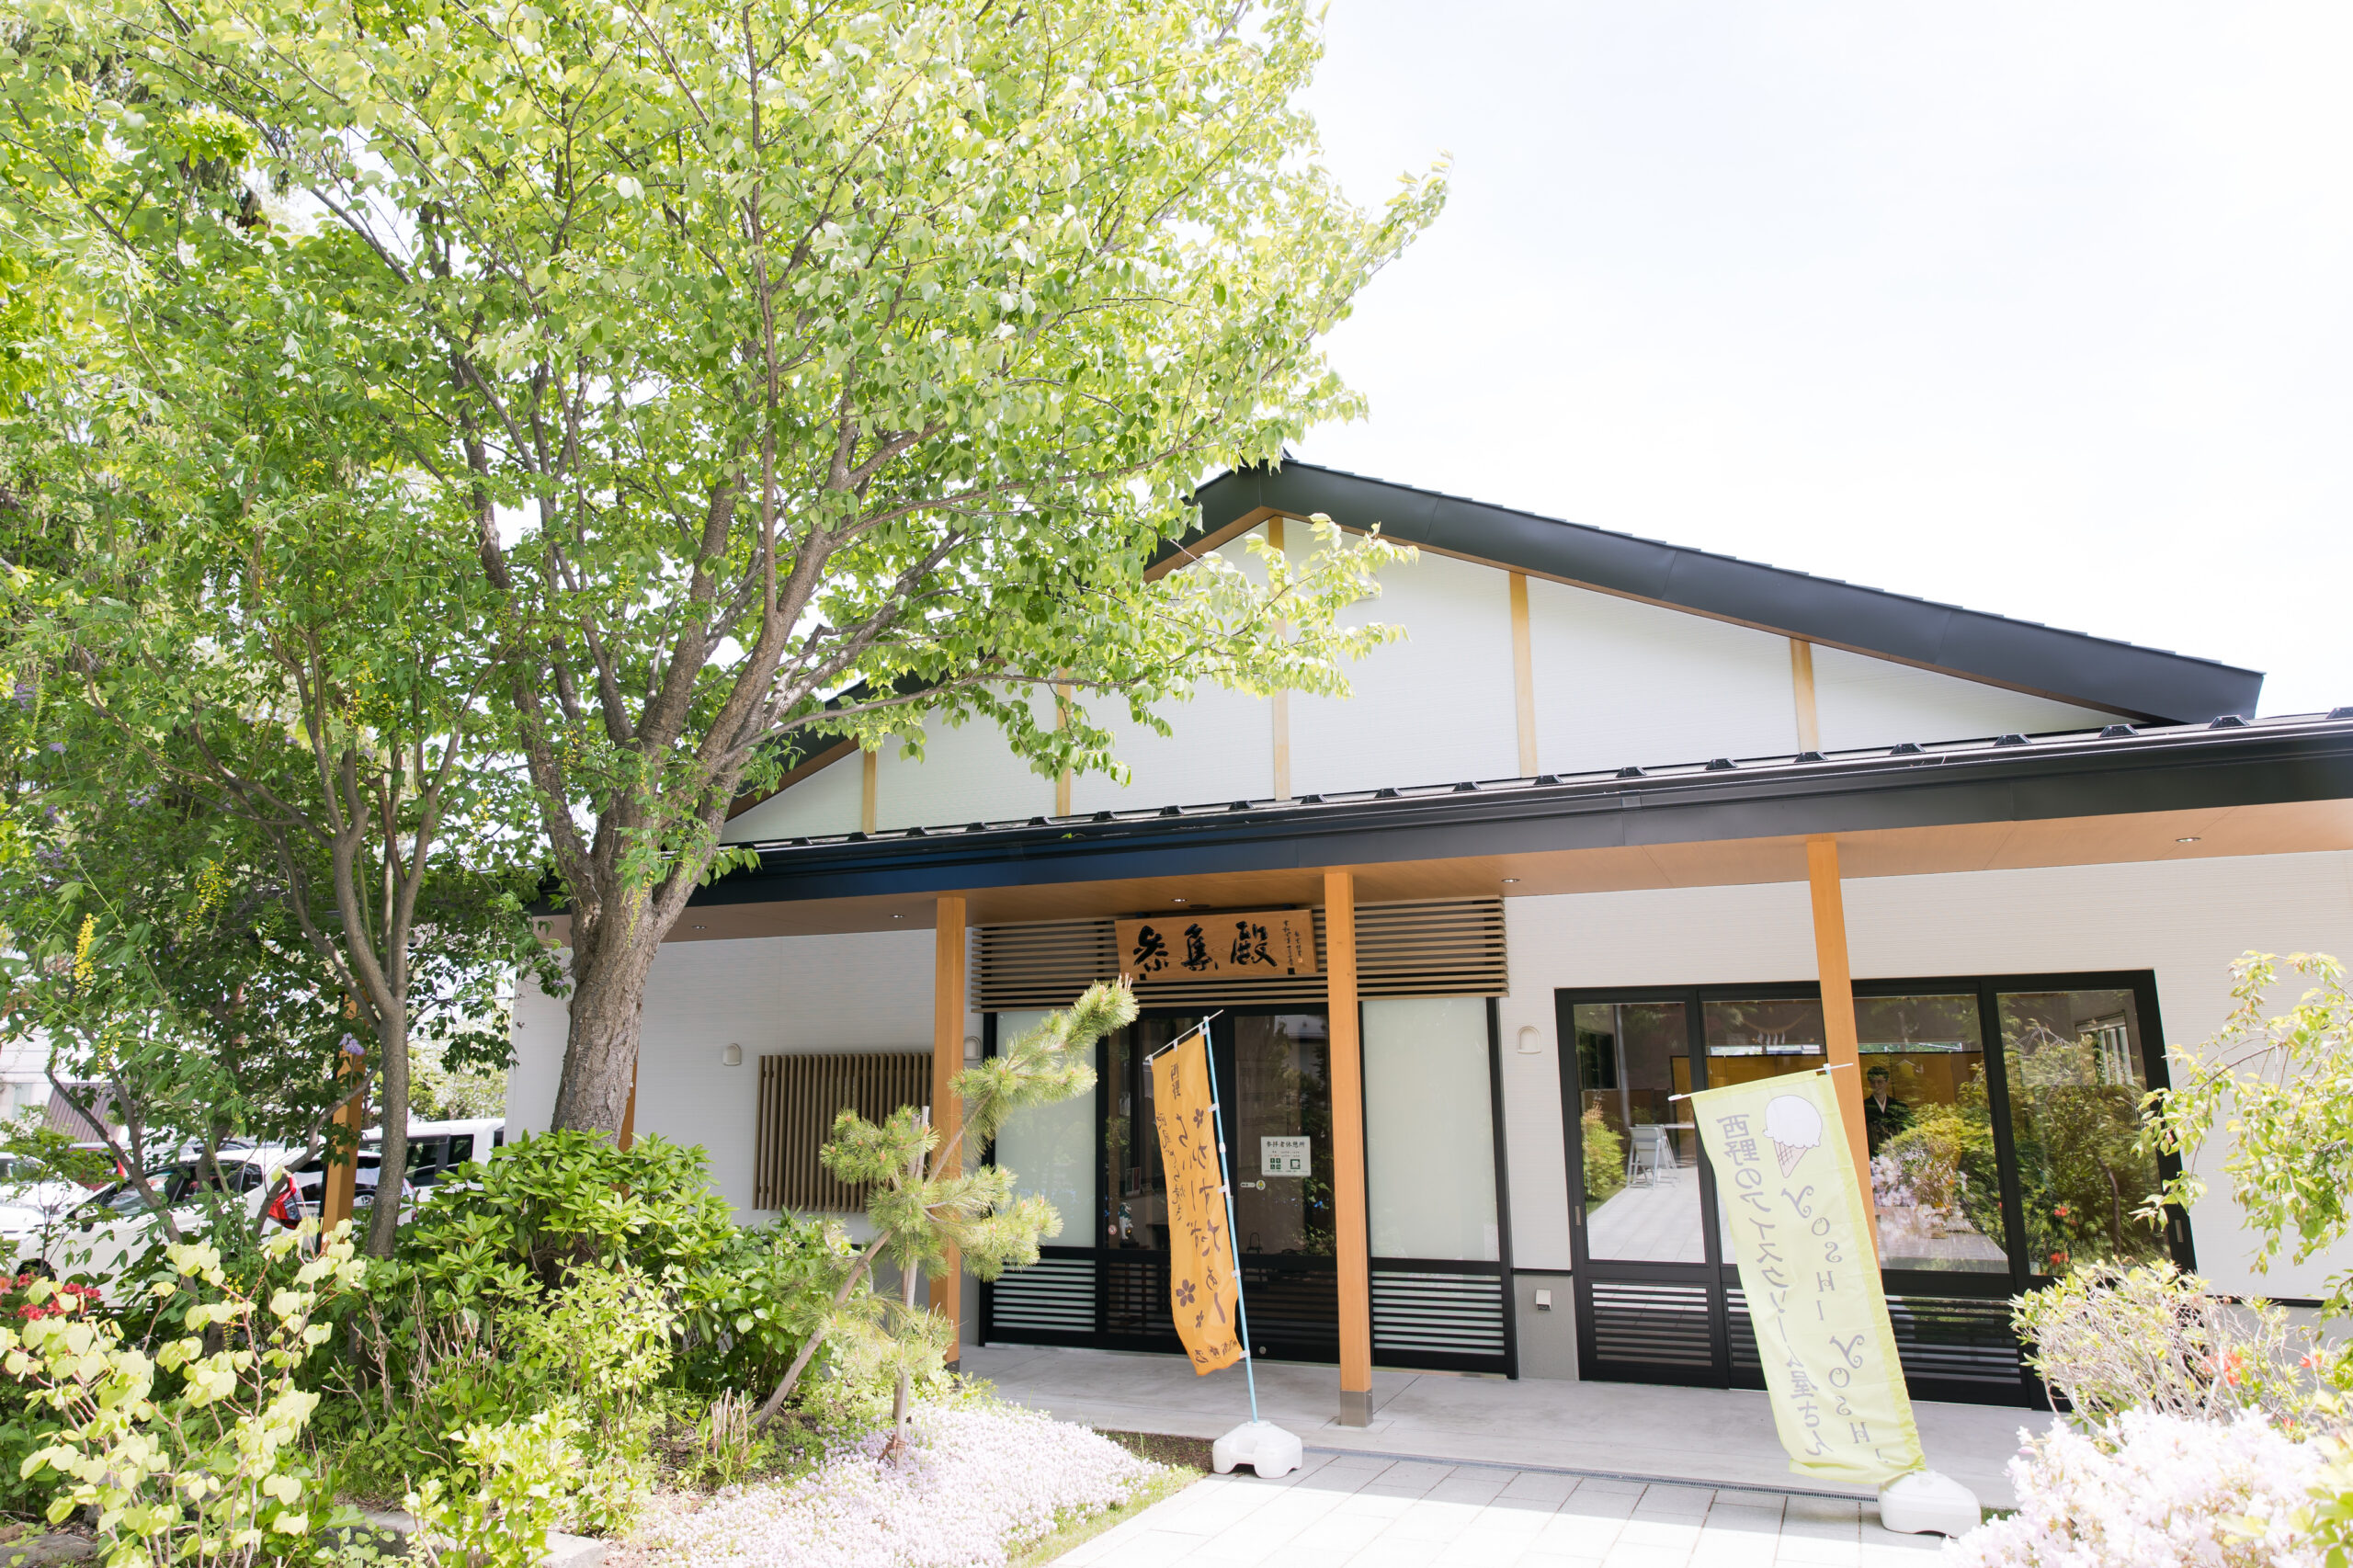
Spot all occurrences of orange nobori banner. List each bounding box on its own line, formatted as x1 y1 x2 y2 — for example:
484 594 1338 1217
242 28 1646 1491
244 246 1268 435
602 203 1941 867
1149 1028 1245 1375
1117 909 1316 983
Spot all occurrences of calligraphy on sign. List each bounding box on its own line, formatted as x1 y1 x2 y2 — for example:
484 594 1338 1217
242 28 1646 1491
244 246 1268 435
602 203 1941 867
1117 910 1317 983
1148 1030 1244 1375
1690 1073 1925 1487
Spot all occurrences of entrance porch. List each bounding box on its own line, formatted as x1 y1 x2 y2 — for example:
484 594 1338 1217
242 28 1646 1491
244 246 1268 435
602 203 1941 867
962 1342 2030 1509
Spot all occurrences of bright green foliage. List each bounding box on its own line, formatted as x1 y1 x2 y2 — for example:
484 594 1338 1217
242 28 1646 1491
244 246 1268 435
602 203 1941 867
2141 952 2353 1312
1579 1107 1626 1206
3 1223 376 1567
0 0 1443 1135
404 1410 584 1568
2285 1436 2353 1568
760 981 1135 1441
2014 1260 2351 1437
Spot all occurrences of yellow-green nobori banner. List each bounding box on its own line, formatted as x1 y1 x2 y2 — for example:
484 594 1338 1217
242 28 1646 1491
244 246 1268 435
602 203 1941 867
1689 1072 1925 1486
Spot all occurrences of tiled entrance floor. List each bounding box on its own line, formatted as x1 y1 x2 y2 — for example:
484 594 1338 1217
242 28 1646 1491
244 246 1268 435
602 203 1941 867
1051 1449 1954 1567
966 1344 2029 1509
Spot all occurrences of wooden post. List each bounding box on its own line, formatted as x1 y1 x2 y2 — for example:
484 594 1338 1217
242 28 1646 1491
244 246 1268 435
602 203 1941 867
1790 639 1822 752
931 894 968 1364
617 1055 639 1151
321 1044 366 1233
1510 572 1539 777
1805 835 1880 1255
1269 517 1291 798
1324 869 1373 1426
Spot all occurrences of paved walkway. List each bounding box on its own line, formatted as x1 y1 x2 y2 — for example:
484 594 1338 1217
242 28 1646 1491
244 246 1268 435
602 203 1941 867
1051 1449 1953 1567
965 1344 2030 1509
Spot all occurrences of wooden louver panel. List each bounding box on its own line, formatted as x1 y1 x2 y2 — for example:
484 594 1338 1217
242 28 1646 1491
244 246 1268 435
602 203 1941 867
753 1051 932 1212
971 897 1507 1011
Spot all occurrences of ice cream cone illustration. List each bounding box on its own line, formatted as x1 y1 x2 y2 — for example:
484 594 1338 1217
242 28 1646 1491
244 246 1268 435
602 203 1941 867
1765 1094 1823 1177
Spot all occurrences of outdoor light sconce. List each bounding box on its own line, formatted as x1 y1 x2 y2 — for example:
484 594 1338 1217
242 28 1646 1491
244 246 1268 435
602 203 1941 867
722 1042 744 1067
1517 1025 1542 1055
963 1034 983 1066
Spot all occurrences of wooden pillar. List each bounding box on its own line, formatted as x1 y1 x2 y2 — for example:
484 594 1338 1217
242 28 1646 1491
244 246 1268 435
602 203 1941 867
617 1056 639 1151
1269 517 1291 798
321 1045 366 1233
1510 573 1538 777
1805 836 1880 1253
1324 869 1373 1425
930 895 968 1363
1790 639 1822 752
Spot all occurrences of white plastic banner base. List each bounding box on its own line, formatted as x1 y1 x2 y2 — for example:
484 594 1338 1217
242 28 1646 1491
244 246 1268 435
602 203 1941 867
1877 1468 1983 1536
1211 1420 1302 1479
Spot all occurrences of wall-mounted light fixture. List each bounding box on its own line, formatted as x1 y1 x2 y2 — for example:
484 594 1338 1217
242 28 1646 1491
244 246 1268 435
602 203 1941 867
963 1034 983 1065
722 1042 744 1067
1517 1025 1542 1055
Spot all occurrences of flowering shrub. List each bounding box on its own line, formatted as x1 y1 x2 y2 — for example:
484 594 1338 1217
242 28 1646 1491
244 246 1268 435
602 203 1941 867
1 1271 100 1322
405 1409 585 1568
1949 1410 2329 1568
3 1222 374 1568
614 1402 1162 1568
2014 1261 2349 1433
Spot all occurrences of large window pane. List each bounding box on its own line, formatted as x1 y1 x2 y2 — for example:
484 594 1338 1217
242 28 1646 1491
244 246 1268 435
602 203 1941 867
1856 995 2007 1274
1999 989 2167 1274
990 1010 1096 1244
1574 1001 1704 1263
1233 1014 1336 1259
1363 998 1496 1261
1100 1016 1205 1251
1705 1000 1825 1259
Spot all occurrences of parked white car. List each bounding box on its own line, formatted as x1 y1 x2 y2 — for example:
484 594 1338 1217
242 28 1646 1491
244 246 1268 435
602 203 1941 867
7 1119 505 1281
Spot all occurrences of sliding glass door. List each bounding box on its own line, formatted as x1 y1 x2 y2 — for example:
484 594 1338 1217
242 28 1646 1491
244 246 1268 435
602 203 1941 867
1559 972 2188 1405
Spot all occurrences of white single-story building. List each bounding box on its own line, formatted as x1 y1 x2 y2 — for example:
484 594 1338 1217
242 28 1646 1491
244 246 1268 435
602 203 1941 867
509 461 2353 1423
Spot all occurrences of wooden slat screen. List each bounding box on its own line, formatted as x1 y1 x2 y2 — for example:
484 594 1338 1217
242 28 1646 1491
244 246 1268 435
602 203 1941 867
971 898 1507 1010
753 1051 933 1211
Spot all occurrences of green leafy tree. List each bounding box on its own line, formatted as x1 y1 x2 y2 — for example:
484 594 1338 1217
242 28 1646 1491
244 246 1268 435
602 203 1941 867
2142 951 2353 1313
757 980 1135 1449
12 0 1445 1135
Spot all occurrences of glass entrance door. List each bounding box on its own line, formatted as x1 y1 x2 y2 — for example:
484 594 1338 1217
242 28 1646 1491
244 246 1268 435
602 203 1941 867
1095 1009 1338 1360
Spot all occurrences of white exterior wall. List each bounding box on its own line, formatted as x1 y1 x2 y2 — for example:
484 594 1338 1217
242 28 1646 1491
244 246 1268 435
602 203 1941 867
506 928 972 1219
1496 849 2353 1300
722 519 2136 844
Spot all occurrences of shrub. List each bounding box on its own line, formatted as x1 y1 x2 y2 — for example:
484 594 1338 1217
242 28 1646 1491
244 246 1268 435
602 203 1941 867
1580 1108 1624 1205
405 1409 584 1568
1949 1410 2329 1568
2015 1260 2349 1434
2 1223 376 1567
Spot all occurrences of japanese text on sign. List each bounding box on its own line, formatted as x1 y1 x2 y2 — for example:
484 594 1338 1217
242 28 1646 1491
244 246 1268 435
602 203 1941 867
1261 1136 1311 1177
1118 910 1317 983
1149 1031 1245 1375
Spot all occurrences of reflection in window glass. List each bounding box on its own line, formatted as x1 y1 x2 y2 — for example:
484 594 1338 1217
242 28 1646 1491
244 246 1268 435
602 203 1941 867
1999 990 2166 1275
1231 1015 1333 1258
992 1010 1097 1242
1854 995 2007 1274
1099 1016 1204 1251
1574 1002 1704 1264
1364 999 1495 1261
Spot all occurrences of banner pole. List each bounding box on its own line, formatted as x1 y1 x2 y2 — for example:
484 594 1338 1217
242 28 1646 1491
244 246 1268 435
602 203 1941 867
1199 1022 1260 1426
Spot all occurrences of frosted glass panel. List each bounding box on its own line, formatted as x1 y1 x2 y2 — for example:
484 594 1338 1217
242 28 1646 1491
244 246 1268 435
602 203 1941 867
1363 997 1499 1261
988 1011 1097 1244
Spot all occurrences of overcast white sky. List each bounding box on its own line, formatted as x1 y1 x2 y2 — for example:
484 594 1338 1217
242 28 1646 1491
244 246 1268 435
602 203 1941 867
1290 3 2353 715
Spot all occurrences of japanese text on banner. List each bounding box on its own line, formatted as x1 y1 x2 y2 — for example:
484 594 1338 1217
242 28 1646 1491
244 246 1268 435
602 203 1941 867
1150 1031 1244 1375
1690 1072 1924 1486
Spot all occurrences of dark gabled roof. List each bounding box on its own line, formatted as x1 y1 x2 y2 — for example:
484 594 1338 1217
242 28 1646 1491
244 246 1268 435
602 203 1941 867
698 710 2353 908
1176 462 2263 726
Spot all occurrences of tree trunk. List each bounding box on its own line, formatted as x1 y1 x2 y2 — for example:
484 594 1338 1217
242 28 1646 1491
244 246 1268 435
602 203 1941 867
366 1008 410 1259
550 904 662 1135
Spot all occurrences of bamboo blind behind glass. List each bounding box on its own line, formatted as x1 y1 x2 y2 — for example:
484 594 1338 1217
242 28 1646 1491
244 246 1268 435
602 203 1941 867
754 1051 932 1211
972 897 1507 1011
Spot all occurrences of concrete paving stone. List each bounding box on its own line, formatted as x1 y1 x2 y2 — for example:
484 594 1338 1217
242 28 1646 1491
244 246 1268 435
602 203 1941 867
1507 1554 1606 1568
1533 1515 1629 1556
1558 1492 1641 1522
1699 1506 1787 1536
1292 1510 1395 1554
1773 1537 1864 1568
1320 1452 1399 1474
1384 1499 1485 1545
1598 1541 1699 1568
1345 1535 1449 1568
1617 1518 1705 1550
1065 1530 1197 1568
1427 1475 1511 1506
1632 1484 1716 1517
1780 1497 1862 1527
1499 1472 1580 1503
1380 1462 1461 1490
1859 1544 1950 1567
1707 1489 1790 1514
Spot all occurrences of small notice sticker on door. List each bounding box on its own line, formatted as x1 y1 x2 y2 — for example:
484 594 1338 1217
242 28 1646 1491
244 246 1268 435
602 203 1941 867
1261 1136 1311 1177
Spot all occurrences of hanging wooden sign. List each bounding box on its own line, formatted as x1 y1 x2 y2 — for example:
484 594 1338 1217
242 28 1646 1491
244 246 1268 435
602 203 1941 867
1116 909 1317 983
